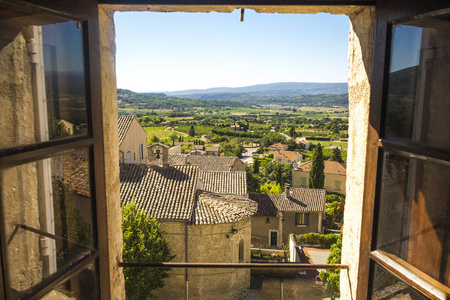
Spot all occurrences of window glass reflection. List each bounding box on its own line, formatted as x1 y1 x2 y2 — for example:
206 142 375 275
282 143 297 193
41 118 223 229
384 22 450 150
375 152 450 286
0 21 88 151
370 263 427 300
40 261 98 300
0 148 94 297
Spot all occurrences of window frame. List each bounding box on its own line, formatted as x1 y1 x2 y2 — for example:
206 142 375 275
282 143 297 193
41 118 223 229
295 213 309 226
368 10 450 299
0 3 103 299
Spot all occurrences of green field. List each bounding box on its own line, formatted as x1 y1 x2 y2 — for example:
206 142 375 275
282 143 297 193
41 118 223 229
144 127 187 144
311 140 348 149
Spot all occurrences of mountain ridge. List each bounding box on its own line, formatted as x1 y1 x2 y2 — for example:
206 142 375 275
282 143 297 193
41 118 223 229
153 82 347 97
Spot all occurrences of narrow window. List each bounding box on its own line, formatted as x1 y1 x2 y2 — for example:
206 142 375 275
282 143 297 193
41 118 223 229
335 180 341 190
239 239 244 263
295 213 309 226
126 151 131 163
140 144 144 160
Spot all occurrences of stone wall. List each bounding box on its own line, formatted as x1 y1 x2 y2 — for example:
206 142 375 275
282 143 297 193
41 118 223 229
0 26 43 294
251 216 279 248
341 6 375 300
153 218 252 299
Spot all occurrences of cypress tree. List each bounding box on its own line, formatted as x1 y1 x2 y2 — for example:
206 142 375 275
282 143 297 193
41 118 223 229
309 144 325 189
188 126 195 137
253 158 260 174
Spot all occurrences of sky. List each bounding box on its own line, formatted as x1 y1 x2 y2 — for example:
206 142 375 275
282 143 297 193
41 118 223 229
114 10 349 93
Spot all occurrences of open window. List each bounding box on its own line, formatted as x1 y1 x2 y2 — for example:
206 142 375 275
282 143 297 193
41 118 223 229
369 10 450 299
0 3 100 299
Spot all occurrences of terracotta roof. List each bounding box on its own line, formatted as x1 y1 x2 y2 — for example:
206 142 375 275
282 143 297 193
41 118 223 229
274 150 301 160
193 191 257 225
199 171 247 195
62 152 90 197
296 160 346 175
120 164 256 225
169 155 243 172
247 193 279 216
249 187 326 216
270 143 288 148
118 115 135 145
120 164 198 221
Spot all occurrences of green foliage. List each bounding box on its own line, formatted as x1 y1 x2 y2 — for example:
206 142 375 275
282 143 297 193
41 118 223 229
330 147 343 163
326 193 345 204
319 234 342 300
52 178 91 265
260 132 286 147
254 147 270 154
295 233 339 249
246 165 261 193
220 139 245 157
309 145 325 189
188 126 196 137
122 203 175 300
259 182 282 194
253 158 260 174
150 135 160 143
260 161 292 188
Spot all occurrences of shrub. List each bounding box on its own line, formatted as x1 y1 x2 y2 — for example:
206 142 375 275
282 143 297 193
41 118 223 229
295 233 339 248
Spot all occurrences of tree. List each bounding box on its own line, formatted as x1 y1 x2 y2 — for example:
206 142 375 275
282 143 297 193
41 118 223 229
253 158 260 174
188 125 195 137
330 147 343 163
289 126 296 138
246 165 261 193
122 203 175 300
319 234 342 300
169 133 178 145
150 135 159 143
309 145 325 189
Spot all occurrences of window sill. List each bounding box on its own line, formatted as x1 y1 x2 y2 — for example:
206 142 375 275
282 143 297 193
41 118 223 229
296 225 307 227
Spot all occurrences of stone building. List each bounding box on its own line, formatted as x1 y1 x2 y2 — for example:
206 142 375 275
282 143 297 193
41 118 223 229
249 187 326 248
118 115 148 164
1 1 448 299
273 150 303 164
292 160 347 195
120 161 257 299
269 143 288 152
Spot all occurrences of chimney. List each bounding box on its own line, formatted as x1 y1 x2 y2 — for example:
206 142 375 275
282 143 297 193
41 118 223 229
285 184 291 199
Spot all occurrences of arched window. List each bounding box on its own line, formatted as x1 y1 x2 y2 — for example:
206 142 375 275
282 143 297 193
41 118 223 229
239 239 244 263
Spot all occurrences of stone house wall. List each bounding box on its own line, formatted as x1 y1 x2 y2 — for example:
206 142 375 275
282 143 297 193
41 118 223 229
252 213 321 249
153 218 252 300
292 169 346 195
119 118 147 164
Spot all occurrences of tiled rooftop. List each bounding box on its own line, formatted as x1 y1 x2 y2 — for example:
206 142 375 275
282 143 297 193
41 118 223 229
62 152 90 197
193 191 257 225
120 164 198 221
199 171 247 195
274 150 301 160
118 115 135 145
249 187 326 216
120 164 255 224
168 154 244 172
296 160 347 175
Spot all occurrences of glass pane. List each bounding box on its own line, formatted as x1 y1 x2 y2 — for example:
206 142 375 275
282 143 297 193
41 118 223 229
40 261 98 300
0 149 94 297
384 20 450 150
370 263 427 300
0 19 88 151
375 152 450 286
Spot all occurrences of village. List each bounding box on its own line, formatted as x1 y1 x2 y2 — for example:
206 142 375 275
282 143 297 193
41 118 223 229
116 115 347 299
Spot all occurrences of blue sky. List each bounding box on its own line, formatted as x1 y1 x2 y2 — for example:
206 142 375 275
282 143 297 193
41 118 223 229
114 10 349 92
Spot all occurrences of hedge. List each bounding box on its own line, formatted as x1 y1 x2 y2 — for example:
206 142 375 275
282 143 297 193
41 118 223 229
295 233 339 248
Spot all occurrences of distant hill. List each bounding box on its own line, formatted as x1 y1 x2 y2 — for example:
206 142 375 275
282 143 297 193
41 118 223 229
164 82 348 98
